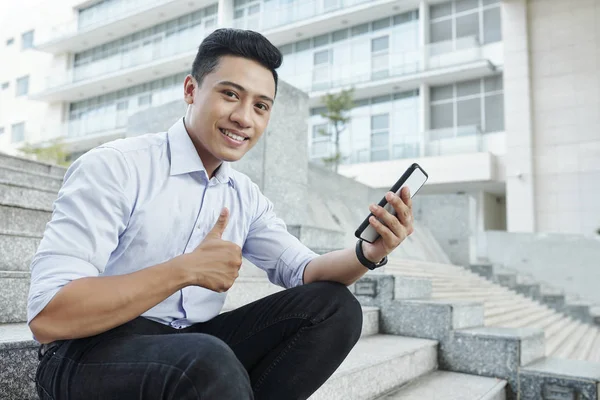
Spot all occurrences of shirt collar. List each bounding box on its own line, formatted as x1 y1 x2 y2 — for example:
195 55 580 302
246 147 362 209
167 117 235 187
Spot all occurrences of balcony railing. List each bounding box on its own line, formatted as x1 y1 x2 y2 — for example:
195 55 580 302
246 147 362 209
35 0 177 47
310 125 486 163
233 0 374 32
284 36 482 93
43 25 205 90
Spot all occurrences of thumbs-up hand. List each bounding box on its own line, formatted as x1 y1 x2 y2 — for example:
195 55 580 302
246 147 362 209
181 208 242 292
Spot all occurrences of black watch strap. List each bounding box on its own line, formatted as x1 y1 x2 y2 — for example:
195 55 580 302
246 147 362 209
355 239 388 270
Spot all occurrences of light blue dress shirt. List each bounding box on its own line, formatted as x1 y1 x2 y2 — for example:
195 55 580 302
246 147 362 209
27 118 318 329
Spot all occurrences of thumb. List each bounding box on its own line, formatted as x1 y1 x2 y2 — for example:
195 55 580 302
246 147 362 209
207 207 229 238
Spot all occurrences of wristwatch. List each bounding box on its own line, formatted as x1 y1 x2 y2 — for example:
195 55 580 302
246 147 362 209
355 239 388 270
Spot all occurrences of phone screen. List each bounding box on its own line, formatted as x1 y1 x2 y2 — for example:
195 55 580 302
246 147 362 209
355 164 428 244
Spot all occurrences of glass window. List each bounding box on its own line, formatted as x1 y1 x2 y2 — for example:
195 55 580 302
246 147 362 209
371 95 390 104
21 30 34 49
11 122 25 143
483 7 502 44
6 37 14 46
483 0 500 5
485 94 504 132
332 29 348 42
457 79 480 97
371 148 389 161
351 23 369 36
431 84 453 101
314 50 330 65
310 106 328 116
371 114 389 130
431 20 452 43
248 4 260 15
312 123 329 138
456 12 479 40
354 98 370 107
430 2 452 19
371 36 389 52
1 82 8 90
295 39 311 52
371 132 389 147
0 127 4 135
234 8 244 18
372 18 390 31
138 94 152 106
394 11 414 25
484 75 503 92
457 98 481 127
456 0 478 13
313 34 329 47
279 44 293 55
431 103 454 129
16 75 29 96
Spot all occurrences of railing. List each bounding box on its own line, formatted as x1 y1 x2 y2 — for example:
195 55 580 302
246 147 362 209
35 0 177 46
48 86 181 138
233 0 374 31
425 125 484 156
284 36 482 93
44 25 204 90
310 126 486 163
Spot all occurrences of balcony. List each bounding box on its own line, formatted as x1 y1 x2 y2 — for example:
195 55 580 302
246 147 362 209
35 0 214 53
425 125 485 157
237 0 421 47
30 26 206 102
283 36 496 105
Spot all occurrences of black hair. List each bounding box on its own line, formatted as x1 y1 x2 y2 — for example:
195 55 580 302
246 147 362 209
191 28 283 96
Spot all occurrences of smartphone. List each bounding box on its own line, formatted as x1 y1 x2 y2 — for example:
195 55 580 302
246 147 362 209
355 163 428 244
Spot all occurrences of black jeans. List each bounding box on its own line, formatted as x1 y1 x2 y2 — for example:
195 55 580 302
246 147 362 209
35 281 363 400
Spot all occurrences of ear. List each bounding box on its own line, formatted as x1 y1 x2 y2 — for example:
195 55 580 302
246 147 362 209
183 75 196 105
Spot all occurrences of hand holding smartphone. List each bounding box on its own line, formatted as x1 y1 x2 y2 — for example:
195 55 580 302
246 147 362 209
355 163 428 244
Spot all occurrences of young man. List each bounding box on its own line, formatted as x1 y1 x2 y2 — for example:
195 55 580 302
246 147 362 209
29 28 414 399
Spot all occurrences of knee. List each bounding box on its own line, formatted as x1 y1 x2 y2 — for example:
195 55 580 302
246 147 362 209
178 334 252 399
311 281 363 340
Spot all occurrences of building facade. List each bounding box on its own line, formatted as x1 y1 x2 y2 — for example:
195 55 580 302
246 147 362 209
0 0 598 239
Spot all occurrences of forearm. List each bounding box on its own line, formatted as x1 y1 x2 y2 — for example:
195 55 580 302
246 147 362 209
303 247 369 286
30 257 191 344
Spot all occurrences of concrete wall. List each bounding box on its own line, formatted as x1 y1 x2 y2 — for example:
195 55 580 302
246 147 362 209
479 230 600 307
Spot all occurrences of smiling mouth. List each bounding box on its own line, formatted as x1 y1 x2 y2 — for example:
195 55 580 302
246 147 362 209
219 128 249 142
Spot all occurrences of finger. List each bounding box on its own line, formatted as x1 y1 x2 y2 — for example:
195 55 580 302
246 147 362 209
400 186 412 209
207 207 229 238
369 215 403 249
386 192 412 226
370 203 404 239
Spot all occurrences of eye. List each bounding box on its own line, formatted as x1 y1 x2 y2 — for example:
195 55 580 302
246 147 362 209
255 103 269 111
223 90 239 99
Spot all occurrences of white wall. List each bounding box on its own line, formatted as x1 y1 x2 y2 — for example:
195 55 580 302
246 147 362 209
528 0 600 235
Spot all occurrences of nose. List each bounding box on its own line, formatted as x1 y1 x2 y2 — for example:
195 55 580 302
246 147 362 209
230 104 252 129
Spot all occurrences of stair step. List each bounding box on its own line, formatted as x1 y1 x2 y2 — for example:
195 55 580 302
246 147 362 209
501 309 556 329
0 166 62 192
572 327 599 361
377 370 506 400
0 231 42 272
0 181 56 212
0 204 52 234
485 306 551 327
589 330 600 363
553 323 593 360
546 319 581 356
0 153 66 178
0 271 29 323
311 335 438 400
545 316 575 339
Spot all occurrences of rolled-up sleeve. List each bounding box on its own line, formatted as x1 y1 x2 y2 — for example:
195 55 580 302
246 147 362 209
242 184 318 289
27 147 132 324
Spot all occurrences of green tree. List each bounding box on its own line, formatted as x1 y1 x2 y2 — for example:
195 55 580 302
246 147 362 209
19 138 71 167
319 88 354 173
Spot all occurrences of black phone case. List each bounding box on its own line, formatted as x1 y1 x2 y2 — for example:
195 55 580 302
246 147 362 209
354 163 428 243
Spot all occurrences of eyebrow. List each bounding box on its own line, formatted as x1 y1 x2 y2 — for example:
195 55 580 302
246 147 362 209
216 80 274 104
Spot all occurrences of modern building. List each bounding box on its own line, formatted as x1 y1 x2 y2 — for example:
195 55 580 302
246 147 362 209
0 0 598 241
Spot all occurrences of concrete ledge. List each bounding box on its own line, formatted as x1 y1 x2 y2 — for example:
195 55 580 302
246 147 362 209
514 283 541 300
0 153 66 178
394 276 432 300
0 232 41 272
541 293 566 311
494 273 517 289
520 358 600 400
469 264 495 280
441 326 545 400
0 205 52 234
0 182 57 212
0 346 38 400
0 271 29 323
0 166 62 192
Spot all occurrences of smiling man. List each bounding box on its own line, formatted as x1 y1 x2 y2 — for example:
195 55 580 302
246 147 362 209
28 29 414 400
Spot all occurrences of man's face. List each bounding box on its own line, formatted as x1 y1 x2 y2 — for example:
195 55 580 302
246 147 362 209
183 55 275 166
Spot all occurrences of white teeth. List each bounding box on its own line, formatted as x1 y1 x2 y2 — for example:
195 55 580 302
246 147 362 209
222 129 245 142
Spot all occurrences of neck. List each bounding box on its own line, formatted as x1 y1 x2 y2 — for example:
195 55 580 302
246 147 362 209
183 117 221 179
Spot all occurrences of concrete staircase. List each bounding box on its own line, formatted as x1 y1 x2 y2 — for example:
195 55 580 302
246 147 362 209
384 259 600 364
0 153 508 399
